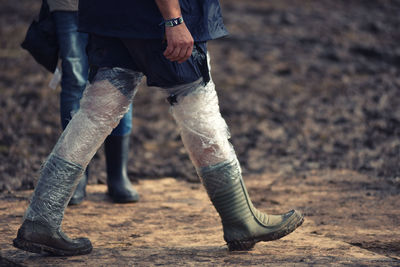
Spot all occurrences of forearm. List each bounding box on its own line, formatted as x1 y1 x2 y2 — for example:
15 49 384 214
155 0 193 63
155 0 182 19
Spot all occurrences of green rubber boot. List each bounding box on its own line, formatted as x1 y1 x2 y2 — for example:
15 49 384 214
199 160 304 251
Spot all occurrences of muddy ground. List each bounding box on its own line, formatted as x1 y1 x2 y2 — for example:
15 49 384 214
0 0 400 265
1 171 399 266
1 0 399 191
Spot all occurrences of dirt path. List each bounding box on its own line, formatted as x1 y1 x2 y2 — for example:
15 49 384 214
1 170 399 266
1 0 400 192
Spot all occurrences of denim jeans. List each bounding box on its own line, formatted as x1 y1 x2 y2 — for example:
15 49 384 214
52 11 132 136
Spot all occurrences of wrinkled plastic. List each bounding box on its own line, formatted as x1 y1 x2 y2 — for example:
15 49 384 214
24 154 84 228
53 67 143 167
24 67 142 228
170 77 236 169
198 159 241 199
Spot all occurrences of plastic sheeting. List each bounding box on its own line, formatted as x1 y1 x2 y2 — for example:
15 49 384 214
24 67 142 228
170 77 237 169
24 154 84 228
53 67 143 167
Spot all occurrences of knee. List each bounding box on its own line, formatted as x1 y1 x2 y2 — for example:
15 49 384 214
79 88 129 129
170 80 235 167
78 68 141 127
170 80 226 135
60 56 89 90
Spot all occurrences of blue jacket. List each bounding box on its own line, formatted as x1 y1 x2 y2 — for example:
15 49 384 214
78 0 228 42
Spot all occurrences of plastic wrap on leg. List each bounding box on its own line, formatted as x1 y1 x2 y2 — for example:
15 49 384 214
170 79 236 169
24 154 84 229
52 68 143 166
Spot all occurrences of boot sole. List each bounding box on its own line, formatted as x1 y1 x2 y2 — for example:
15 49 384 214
227 212 304 251
13 237 92 256
108 192 139 203
111 196 140 203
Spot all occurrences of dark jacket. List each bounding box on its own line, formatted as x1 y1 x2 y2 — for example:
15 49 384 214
78 0 228 42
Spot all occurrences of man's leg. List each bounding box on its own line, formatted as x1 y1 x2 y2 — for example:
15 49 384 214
168 77 304 251
123 38 303 250
13 68 143 256
52 12 138 205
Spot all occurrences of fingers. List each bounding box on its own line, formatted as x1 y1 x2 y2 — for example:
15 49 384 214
163 24 194 63
163 44 175 59
178 45 193 64
164 45 182 62
164 42 193 63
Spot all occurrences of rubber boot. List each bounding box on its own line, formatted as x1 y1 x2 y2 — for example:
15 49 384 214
199 160 304 251
13 154 92 256
13 220 92 256
69 168 89 205
104 135 139 203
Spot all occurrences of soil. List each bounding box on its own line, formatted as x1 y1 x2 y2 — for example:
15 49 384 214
0 171 400 266
0 0 400 265
0 171 399 266
1 0 399 191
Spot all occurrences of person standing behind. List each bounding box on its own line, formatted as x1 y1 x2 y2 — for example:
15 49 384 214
48 0 139 204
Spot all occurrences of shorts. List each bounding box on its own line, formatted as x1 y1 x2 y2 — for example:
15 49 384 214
86 34 210 88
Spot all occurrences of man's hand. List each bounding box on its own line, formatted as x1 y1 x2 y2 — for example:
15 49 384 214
155 0 194 63
164 23 194 63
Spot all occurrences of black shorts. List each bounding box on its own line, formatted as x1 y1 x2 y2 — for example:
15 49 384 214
87 34 210 88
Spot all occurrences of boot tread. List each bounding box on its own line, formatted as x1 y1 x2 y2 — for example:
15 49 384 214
13 237 92 256
227 210 304 251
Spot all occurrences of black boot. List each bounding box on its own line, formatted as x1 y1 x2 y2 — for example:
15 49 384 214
69 168 89 205
104 135 139 203
13 220 92 256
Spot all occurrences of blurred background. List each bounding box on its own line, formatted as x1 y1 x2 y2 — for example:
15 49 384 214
0 0 399 192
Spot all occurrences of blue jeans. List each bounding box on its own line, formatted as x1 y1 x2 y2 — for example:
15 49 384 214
52 11 132 136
